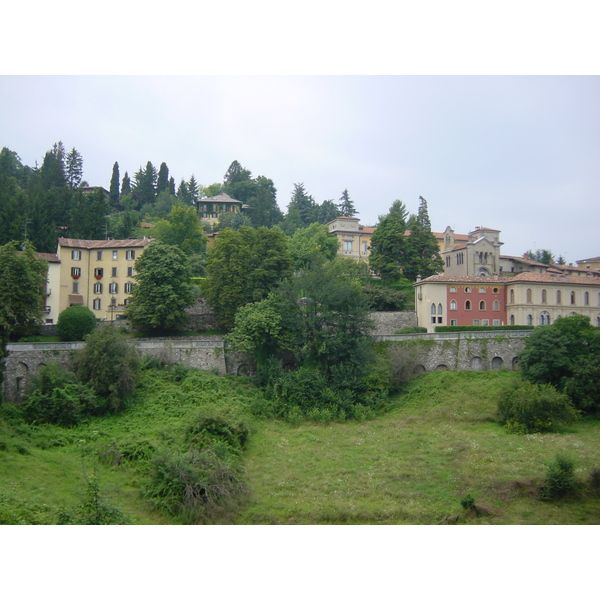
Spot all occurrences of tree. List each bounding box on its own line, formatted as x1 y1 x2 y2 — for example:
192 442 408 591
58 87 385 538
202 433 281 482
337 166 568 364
156 162 170 195
368 200 409 281
71 326 141 413
202 227 292 329
518 314 600 414
317 199 340 224
132 161 157 207
0 241 47 348
288 222 339 270
403 196 444 281
286 183 317 228
187 175 200 204
56 305 97 341
248 176 283 228
121 172 131 197
126 242 195 333
68 188 109 239
65 148 84 188
109 162 120 208
152 204 207 255
338 188 356 217
526 248 555 264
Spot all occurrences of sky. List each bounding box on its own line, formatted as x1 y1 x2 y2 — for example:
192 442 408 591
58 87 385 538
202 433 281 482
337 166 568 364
1 75 598 263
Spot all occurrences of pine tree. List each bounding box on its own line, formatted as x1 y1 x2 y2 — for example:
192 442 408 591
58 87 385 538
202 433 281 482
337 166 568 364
287 183 317 227
109 162 120 208
65 148 84 188
133 161 156 207
368 201 409 281
156 162 170 195
188 175 200 204
121 172 131 197
338 188 356 217
403 196 443 281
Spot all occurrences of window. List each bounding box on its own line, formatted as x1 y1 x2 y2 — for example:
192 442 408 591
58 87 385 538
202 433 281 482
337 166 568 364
109 282 118 294
450 319 457 326
492 287 499 294
540 311 550 325
112 250 118 260
97 251 103 261
465 300 472 310
127 266 134 277
437 303 443 315
450 300 457 310
479 287 485 293
527 314 533 325
126 250 136 260
482 319 489 326
510 315 515 325
93 282 102 294
362 241 368 254
445 256 451 267
94 268 103 278
493 319 500 326
71 267 81 278
72 282 79 293
570 291 576 305
465 287 471 293
449 287 456 293
526 289 532 303
111 267 118 277
541 289 547 303
584 291 589 306
125 282 133 294
93 298 101 310
343 240 352 252
124 298 131 306
510 289 515 304
493 301 499 311
479 300 486 310
431 303 437 315
557 290 562 305
473 319 480 326
71 250 81 261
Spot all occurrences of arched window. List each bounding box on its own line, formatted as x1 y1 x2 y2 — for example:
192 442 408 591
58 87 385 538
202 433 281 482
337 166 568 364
431 303 436 315
570 291 576 305
450 300 457 310
526 289 532 303
479 300 486 311
557 290 562 305
584 291 589 306
541 289 547 303
437 303 443 315
510 289 515 304
465 300 472 310
527 314 533 325
540 311 550 325
597 315 600 327
510 314 515 325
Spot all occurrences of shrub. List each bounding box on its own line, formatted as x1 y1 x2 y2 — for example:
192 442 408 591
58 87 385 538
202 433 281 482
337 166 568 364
185 407 250 453
539 454 577 501
396 326 428 334
143 448 247 524
56 305 97 341
460 494 476 511
497 379 579 434
71 327 141 413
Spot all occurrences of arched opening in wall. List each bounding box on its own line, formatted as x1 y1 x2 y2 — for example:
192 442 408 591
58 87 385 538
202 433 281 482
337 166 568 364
413 364 426 374
511 357 519 371
470 356 483 371
16 362 29 397
510 289 515 304
237 364 250 376
539 311 550 325
476 268 490 276
510 314 515 325
527 314 533 325
465 300 472 310
596 314 600 327
436 364 449 371
491 356 504 370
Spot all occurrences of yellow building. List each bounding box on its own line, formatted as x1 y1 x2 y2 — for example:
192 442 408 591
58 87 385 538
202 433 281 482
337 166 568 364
328 217 375 262
56 237 154 321
195 193 244 226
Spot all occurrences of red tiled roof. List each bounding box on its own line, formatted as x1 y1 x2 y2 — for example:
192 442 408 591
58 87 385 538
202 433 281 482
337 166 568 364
36 252 60 263
415 274 511 285
509 272 600 285
58 237 154 249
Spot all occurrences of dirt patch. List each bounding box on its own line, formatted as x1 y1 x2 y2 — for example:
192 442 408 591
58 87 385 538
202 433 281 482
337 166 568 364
487 478 539 502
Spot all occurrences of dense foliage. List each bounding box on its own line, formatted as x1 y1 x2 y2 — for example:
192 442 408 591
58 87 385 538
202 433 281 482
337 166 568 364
56 305 97 341
202 226 292 329
126 242 195 332
497 379 579 434
518 314 600 414
71 327 141 413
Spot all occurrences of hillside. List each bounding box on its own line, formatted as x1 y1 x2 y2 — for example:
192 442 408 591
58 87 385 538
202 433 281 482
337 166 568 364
1 367 599 525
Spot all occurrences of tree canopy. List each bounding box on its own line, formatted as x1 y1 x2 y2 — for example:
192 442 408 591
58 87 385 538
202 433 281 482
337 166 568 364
202 226 292 329
126 242 195 332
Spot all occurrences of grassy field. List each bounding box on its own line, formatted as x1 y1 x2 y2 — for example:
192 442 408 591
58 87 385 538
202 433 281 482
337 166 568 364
1 367 599 524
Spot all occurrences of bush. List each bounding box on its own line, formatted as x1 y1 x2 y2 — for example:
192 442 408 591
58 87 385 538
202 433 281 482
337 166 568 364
497 379 579 434
396 326 428 334
56 305 97 341
539 454 577 501
71 327 141 413
185 407 250 453
143 448 247 524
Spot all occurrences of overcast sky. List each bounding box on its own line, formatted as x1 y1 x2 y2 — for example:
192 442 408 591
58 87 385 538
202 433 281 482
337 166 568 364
1 75 598 263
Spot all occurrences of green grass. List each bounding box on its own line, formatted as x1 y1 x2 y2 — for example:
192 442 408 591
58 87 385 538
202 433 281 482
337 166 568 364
1 368 599 524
